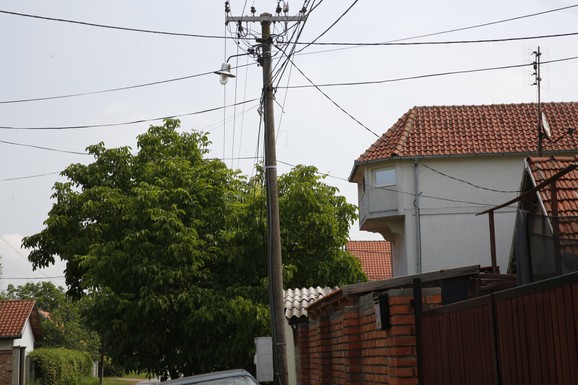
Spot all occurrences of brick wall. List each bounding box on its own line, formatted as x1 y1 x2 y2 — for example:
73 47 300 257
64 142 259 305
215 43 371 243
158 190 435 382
0 350 13 385
295 287 442 385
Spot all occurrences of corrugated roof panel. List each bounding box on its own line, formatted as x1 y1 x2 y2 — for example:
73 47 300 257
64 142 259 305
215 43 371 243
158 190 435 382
283 287 336 319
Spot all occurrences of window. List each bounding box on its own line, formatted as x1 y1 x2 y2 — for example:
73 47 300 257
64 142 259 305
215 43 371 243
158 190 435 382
374 167 396 186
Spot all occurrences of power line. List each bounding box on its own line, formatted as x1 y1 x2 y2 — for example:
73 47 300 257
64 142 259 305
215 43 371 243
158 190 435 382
0 98 259 130
0 9 226 38
0 139 89 155
295 3 578 55
281 54 380 137
382 3 578 43
295 30 578 47
2 276 66 280
419 163 520 193
295 0 359 54
0 172 60 182
280 55 578 89
0 235 55 282
0 63 256 105
276 159 515 208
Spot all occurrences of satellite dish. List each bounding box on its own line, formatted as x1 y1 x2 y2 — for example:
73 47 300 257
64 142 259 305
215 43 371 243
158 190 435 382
542 112 552 139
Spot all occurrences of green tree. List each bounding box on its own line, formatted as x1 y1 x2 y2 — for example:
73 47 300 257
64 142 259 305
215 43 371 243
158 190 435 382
23 120 269 378
278 165 365 287
4 281 65 312
4 282 100 357
22 119 365 378
238 165 365 289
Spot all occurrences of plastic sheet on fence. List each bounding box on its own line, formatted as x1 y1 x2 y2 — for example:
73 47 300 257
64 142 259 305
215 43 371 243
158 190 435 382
514 210 578 284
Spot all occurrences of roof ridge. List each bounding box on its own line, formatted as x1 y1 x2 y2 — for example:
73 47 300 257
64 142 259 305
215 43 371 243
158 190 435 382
391 108 417 157
353 101 578 165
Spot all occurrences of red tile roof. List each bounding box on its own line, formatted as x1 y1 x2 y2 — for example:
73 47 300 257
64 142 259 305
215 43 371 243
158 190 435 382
346 240 392 280
0 300 36 339
526 156 578 243
355 102 578 165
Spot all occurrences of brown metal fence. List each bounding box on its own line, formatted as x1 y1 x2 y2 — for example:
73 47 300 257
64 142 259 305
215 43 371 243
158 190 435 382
419 272 578 385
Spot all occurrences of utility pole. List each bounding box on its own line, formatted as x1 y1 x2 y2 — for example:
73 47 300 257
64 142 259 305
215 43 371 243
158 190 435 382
224 8 306 385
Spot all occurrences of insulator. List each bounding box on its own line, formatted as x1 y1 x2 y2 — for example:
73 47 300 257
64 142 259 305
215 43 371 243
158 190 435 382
224 1 230 13
251 6 256 15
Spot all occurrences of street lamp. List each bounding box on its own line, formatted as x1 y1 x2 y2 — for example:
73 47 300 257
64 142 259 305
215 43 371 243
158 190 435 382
214 62 235 85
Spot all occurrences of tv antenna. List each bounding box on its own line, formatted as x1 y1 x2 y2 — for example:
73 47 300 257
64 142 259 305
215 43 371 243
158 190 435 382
532 47 545 156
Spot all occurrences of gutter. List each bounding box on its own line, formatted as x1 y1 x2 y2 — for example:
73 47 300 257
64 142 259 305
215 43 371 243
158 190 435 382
349 150 578 182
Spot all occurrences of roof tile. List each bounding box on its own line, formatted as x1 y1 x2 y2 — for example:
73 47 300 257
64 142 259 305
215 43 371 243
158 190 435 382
346 240 392 280
356 102 578 164
0 300 35 339
527 156 578 253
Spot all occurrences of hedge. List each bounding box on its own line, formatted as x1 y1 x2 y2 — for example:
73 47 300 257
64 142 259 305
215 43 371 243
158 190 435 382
28 347 93 385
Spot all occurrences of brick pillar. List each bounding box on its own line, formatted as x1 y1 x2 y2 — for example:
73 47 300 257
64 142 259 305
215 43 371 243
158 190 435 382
296 322 310 385
0 350 13 385
318 316 332 385
386 288 442 385
343 306 362 385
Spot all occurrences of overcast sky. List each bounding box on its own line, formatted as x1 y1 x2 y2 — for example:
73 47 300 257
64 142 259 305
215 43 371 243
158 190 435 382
1 0 577 291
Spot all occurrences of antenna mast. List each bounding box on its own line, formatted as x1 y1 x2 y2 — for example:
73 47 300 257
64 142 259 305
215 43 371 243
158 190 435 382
532 47 543 156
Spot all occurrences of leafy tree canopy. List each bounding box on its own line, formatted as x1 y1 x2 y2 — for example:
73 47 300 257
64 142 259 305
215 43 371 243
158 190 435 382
22 119 365 378
4 281 100 357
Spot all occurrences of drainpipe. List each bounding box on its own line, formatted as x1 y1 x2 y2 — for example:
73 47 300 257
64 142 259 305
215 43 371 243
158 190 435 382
414 159 422 273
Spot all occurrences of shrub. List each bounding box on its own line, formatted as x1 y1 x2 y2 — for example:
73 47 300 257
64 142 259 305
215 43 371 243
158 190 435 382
29 347 93 385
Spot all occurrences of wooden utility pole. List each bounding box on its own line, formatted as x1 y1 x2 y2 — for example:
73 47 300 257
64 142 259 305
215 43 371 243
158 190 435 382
260 14 288 385
224 11 305 385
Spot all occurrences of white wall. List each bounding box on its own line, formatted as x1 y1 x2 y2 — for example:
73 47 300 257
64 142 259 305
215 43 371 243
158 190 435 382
359 156 525 275
13 319 35 354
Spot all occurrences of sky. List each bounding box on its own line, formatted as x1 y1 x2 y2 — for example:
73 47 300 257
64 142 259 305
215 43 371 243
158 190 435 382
0 0 577 291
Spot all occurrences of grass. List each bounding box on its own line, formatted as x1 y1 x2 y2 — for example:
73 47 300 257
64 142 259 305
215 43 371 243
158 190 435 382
101 378 142 385
79 373 150 385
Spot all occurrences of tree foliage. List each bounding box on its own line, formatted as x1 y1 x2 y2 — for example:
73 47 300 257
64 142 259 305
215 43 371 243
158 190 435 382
4 282 99 357
22 119 365 378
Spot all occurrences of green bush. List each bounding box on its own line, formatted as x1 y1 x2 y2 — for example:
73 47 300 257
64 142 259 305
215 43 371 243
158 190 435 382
29 347 93 385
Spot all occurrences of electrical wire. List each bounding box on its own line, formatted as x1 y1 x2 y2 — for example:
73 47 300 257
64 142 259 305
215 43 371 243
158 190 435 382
419 163 520 193
281 54 380 137
294 3 578 55
280 54 578 89
0 235 54 281
381 3 578 43
0 9 226 39
0 98 259 130
0 172 60 182
295 30 578 47
0 64 256 105
0 139 90 155
276 160 518 208
295 0 359 54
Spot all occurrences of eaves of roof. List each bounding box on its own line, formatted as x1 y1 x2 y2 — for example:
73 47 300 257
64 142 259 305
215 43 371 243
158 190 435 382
349 150 549 182
0 300 42 341
349 102 578 182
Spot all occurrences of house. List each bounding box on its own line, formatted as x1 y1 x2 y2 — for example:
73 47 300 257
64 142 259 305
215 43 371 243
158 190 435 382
0 300 43 385
511 155 578 283
349 102 578 277
346 240 392 280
